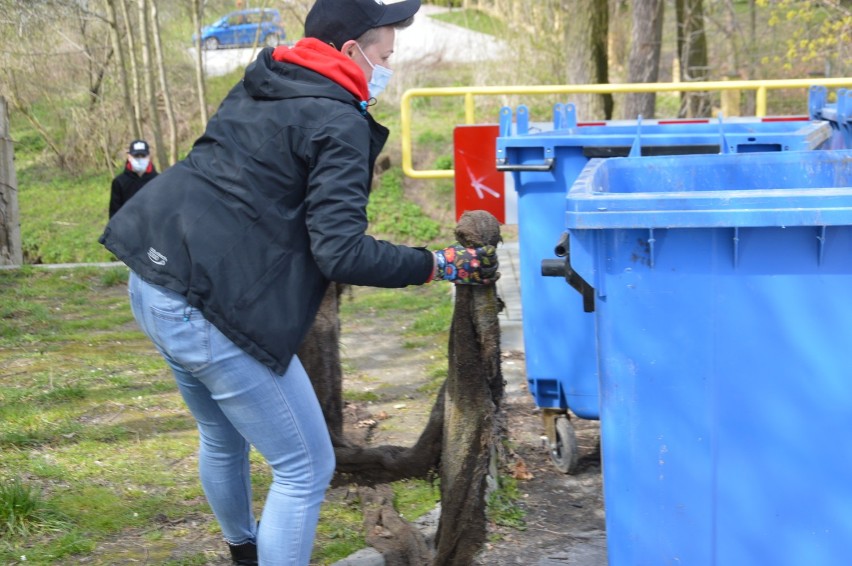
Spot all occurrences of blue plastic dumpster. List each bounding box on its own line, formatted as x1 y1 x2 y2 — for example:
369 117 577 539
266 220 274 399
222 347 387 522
809 86 852 149
565 149 852 565
495 103 833 472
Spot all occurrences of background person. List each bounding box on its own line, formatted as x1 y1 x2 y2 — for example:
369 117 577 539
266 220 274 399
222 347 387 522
109 139 158 219
99 0 497 564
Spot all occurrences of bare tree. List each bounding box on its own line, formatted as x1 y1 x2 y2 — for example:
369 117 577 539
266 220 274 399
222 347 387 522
150 0 177 166
107 0 138 139
189 0 209 128
563 0 612 119
120 0 144 138
0 96 22 266
623 0 665 119
137 0 165 168
676 0 710 117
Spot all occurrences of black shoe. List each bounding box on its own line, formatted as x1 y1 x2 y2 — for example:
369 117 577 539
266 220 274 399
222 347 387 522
228 541 258 566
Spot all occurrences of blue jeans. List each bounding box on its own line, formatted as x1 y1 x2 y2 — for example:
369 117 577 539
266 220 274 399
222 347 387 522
128 272 335 566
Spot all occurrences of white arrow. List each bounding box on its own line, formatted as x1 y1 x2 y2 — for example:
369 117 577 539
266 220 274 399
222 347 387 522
466 164 500 199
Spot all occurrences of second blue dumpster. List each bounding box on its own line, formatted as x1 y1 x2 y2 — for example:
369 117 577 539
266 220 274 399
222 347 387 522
566 149 852 565
496 104 833 473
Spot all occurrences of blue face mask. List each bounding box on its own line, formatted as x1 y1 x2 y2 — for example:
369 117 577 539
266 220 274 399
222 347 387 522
356 42 393 99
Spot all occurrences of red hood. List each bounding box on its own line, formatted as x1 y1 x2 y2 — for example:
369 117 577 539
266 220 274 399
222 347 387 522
272 38 369 102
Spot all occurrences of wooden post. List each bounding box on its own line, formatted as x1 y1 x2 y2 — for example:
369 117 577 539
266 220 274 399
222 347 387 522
0 96 23 266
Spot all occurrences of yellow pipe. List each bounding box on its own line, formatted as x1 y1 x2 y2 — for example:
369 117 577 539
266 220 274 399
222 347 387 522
400 89 416 178
756 85 767 117
400 77 852 179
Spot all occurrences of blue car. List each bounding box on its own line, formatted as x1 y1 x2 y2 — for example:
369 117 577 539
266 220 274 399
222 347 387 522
195 8 285 50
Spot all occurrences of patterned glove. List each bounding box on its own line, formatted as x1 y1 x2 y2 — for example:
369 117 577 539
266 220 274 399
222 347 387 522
433 244 499 284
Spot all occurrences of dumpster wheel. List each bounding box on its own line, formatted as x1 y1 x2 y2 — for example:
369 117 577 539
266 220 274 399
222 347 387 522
550 415 579 474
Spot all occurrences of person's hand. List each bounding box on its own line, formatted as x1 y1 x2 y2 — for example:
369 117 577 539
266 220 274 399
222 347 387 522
433 244 499 285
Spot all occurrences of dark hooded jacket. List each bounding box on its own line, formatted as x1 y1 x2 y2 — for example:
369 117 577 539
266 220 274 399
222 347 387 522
109 161 158 218
99 40 434 374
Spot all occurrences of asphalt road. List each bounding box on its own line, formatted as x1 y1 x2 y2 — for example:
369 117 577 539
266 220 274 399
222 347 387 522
195 5 507 78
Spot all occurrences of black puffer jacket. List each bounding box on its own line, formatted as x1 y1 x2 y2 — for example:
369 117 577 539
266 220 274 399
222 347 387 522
100 42 434 374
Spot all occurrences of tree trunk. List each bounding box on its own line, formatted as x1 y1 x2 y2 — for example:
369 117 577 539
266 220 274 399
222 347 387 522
0 96 23 266
106 0 135 140
563 0 612 120
623 0 665 119
433 210 504 566
300 210 505 565
359 485 433 566
676 0 710 117
137 0 165 169
609 0 631 75
298 282 349 447
149 0 177 166
742 0 757 114
119 0 143 139
190 0 209 128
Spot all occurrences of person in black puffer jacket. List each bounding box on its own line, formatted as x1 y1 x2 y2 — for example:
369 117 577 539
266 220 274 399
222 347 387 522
99 1 498 565
108 139 158 219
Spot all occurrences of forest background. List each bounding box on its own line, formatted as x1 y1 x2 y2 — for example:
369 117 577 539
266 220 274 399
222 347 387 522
1 0 851 265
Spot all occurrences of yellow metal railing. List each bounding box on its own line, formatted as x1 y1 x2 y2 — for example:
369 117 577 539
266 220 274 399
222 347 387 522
400 77 852 179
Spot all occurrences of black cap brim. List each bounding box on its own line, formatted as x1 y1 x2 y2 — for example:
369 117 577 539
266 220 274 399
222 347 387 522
305 0 421 51
376 0 421 27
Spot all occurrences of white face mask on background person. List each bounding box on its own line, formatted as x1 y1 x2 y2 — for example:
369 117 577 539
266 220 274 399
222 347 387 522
355 42 393 99
129 155 150 174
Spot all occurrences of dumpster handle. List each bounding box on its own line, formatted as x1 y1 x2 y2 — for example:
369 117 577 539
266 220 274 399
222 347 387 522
541 233 595 312
496 157 555 172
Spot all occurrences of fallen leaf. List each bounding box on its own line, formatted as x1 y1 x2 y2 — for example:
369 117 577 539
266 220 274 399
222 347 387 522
512 458 534 480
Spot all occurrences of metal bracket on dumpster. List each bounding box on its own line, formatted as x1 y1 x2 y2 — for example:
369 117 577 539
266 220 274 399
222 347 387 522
838 89 852 146
717 114 731 154
553 103 579 131
498 104 533 137
498 106 513 137
540 233 595 313
496 157 555 172
496 104 557 171
817 225 828 266
808 85 828 120
628 115 643 157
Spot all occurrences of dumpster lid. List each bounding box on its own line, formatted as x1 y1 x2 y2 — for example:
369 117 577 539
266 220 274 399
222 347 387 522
566 150 852 229
497 104 832 156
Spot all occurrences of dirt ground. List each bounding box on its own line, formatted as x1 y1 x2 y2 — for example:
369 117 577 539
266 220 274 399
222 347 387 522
80 276 607 566
470 366 607 566
336 284 608 566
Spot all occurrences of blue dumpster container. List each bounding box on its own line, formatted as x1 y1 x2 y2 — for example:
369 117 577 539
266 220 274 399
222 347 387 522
496 103 833 472
809 86 851 149
566 149 852 565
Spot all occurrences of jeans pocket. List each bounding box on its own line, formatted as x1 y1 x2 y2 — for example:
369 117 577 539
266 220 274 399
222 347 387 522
150 306 212 373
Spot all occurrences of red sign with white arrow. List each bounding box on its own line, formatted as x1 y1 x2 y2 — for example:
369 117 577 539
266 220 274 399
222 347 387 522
453 125 507 223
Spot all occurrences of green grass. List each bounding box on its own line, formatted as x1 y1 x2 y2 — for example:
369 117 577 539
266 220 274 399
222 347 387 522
17 167 115 264
0 257 450 563
392 479 440 521
430 9 509 38
0 478 70 538
486 476 527 531
367 168 445 244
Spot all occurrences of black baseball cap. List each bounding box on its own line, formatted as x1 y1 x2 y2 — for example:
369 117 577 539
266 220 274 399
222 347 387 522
305 0 421 50
128 140 150 156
